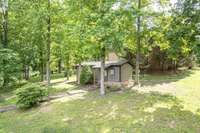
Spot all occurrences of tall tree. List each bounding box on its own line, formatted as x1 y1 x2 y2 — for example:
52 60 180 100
46 0 51 86
1 0 8 48
135 0 141 86
167 0 200 65
84 0 124 95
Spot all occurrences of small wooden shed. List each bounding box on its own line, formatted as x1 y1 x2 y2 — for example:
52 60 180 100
77 59 134 85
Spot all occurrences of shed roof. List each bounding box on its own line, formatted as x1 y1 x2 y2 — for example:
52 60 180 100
81 59 128 69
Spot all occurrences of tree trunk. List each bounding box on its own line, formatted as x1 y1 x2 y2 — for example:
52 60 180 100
2 76 9 88
65 68 70 80
2 0 8 48
24 65 30 80
67 72 69 80
162 60 165 72
0 30 3 45
135 0 141 86
39 54 45 81
173 60 177 72
161 55 166 72
40 64 43 81
46 0 51 86
1 0 8 88
100 57 105 96
58 59 62 73
77 64 81 84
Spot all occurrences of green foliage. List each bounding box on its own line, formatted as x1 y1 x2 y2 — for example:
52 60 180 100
0 49 21 88
1 0 199 87
16 83 48 109
80 66 93 85
166 0 200 62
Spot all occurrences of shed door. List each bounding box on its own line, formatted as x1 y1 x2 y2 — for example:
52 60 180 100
108 67 119 82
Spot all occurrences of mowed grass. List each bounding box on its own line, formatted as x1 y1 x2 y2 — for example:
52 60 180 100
0 68 200 133
1 90 200 133
0 75 76 107
139 67 200 112
0 90 16 107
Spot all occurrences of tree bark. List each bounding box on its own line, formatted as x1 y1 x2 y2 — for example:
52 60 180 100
46 0 51 86
23 65 30 80
135 0 141 86
2 75 9 88
0 30 3 45
173 60 177 72
67 72 69 80
1 0 8 88
100 56 105 96
1 0 8 48
58 59 62 73
39 53 45 81
77 64 81 84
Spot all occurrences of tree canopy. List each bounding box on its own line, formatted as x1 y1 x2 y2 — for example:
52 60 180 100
0 0 199 91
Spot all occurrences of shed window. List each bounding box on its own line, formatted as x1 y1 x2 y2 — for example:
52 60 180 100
104 71 107 76
110 69 115 75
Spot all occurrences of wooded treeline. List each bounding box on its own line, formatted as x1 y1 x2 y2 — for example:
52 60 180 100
0 0 199 90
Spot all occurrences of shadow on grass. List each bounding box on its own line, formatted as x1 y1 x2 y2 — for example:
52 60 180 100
140 68 197 87
36 90 200 133
0 82 27 107
1 89 200 133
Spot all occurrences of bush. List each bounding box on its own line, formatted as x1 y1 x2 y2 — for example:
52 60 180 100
80 66 93 85
0 49 22 88
16 84 48 109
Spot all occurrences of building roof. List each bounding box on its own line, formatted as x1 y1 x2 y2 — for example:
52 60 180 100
81 59 128 69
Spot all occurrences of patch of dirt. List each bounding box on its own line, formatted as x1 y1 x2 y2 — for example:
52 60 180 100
132 82 177 95
0 105 17 113
168 120 177 129
39 102 53 113
50 90 87 103
62 117 73 123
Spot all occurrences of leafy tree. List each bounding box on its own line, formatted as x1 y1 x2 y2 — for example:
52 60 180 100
0 49 21 88
81 0 125 95
46 0 51 86
0 0 8 48
166 0 200 67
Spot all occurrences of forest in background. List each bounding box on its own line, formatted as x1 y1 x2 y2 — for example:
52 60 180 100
0 0 199 89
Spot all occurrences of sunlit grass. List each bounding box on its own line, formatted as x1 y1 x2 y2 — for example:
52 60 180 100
0 75 77 107
136 68 200 112
1 90 200 133
1 68 200 132
29 72 71 83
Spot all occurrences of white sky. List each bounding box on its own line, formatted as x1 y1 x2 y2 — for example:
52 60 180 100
112 0 178 12
149 0 178 12
171 0 178 5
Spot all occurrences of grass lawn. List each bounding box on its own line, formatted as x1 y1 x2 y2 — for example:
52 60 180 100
0 89 16 107
0 68 200 133
0 75 76 107
29 72 67 83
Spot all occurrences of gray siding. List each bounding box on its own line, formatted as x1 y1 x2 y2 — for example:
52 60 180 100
94 67 120 82
121 63 133 82
107 67 120 82
94 63 132 83
94 69 100 82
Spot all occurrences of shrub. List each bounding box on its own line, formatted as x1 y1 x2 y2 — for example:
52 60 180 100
80 66 93 85
0 49 21 88
16 83 48 109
